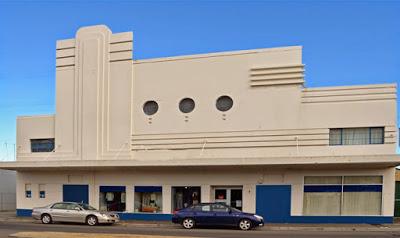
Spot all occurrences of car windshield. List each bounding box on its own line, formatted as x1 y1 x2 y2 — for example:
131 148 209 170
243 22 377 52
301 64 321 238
79 203 97 211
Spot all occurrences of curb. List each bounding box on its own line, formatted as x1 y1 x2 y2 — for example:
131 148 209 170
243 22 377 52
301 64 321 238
2 218 400 232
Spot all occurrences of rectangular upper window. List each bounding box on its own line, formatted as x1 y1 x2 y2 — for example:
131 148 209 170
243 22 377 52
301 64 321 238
329 127 384 146
30 138 55 152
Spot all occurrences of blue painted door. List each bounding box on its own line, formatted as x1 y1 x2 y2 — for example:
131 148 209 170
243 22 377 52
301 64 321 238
256 185 291 223
63 185 89 204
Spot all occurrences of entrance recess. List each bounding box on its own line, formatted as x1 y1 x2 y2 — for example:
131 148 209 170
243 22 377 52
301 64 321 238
213 186 243 210
63 185 89 204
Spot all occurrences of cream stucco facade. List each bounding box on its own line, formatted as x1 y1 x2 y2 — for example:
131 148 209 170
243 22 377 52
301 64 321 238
1 25 399 223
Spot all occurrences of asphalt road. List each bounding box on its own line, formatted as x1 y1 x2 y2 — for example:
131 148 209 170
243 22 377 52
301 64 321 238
1 221 400 238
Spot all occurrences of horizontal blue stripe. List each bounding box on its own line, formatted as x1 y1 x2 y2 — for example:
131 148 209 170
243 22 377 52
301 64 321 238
343 185 382 192
135 186 162 193
16 209 32 217
100 186 126 193
288 216 392 224
304 185 342 192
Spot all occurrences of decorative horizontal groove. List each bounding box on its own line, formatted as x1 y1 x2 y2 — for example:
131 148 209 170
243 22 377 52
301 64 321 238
302 94 397 103
249 64 304 87
110 59 132 63
303 84 396 92
110 42 132 52
303 92 395 98
56 48 75 58
56 39 75 50
132 128 328 139
251 73 304 81
250 68 305 76
56 64 75 68
110 32 133 44
132 134 329 145
250 79 304 87
110 51 132 61
56 57 74 67
131 142 328 151
109 49 132 54
251 64 304 71
132 129 329 150
302 87 396 98
56 55 75 60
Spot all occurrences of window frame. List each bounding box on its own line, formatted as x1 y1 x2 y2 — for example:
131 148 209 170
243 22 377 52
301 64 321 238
329 127 384 146
30 138 55 153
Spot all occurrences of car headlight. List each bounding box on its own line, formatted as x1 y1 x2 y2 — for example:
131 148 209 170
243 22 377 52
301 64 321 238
254 215 263 221
100 213 109 217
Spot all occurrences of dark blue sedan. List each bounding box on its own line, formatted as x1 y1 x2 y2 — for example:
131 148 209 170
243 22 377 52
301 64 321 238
172 203 264 230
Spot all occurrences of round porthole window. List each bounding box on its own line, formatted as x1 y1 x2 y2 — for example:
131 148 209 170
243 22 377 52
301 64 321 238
216 95 233 112
179 98 195 113
143 100 159 116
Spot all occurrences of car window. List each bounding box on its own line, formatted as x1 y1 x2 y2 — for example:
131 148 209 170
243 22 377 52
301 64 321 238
66 204 80 210
192 204 212 212
80 203 96 211
51 203 67 209
202 205 211 212
211 204 229 212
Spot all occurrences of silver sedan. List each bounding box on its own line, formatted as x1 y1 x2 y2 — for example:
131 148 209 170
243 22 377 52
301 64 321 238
32 202 119 226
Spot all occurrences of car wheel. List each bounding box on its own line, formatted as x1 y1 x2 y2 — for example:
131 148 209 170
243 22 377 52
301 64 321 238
238 219 252 231
41 214 52 224
86 215 98 226
182 218 195 229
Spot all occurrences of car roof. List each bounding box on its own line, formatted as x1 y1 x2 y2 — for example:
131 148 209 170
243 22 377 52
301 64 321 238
53 202 79 205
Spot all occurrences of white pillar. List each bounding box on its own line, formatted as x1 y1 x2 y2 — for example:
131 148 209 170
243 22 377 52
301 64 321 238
125 184 134 212
162 185 171 214
201 184 211 203
242 184 255 213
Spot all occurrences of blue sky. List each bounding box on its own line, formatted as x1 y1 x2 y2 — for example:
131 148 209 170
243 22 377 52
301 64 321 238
0 0 399 160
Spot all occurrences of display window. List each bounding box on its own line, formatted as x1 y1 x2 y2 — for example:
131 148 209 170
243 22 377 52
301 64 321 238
172 186 201 212
134 186 162 213
99 186 126 212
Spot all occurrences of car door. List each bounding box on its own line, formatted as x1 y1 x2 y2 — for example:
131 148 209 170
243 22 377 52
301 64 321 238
211 204 235 226
50 203 69 222
65 203 85 223
193 204 213 225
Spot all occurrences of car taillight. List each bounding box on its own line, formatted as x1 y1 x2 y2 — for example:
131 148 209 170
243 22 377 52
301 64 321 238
173 210 178 215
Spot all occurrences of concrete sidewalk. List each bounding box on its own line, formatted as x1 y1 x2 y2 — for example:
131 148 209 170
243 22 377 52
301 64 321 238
1 212 400 232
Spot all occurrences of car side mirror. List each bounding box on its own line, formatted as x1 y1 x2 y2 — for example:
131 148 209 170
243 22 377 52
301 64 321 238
228 208 232 214
74 207 81 211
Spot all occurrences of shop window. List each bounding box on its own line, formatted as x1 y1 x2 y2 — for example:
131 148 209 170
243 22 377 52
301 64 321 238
25 184 32 198
329 127 384 146
342 176 382 215
172 186 201 212
30 138 55 152
303 176 383 216
39 184 45 198
134 186 162 213
99 186 126 212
